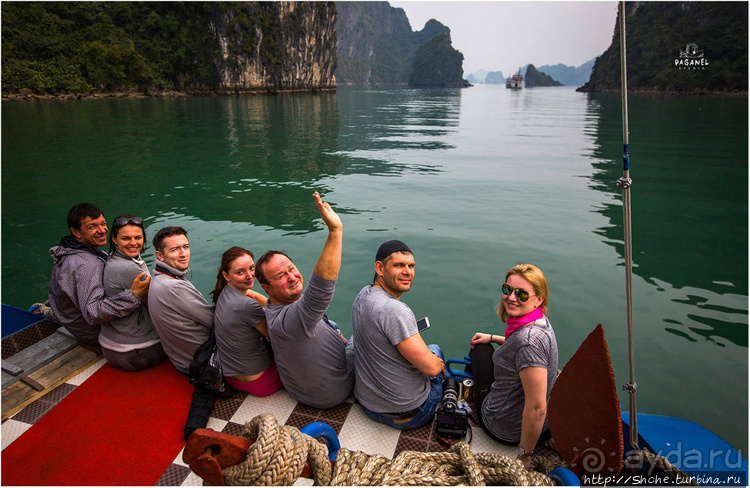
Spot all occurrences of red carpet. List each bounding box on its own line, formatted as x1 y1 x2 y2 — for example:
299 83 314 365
2 361 194 486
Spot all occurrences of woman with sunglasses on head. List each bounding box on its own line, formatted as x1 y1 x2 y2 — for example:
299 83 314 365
468 264 558 469
100 215 167 371
210 247 282 397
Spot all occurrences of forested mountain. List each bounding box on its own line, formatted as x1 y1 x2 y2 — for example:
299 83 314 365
409 33 466 87
2 2 337 98
485 71 505 84
335 2 467 86
524 65 564 87
537 59 595 87
580 2 747 93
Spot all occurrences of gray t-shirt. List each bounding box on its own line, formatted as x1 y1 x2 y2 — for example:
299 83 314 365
351 285 429 413
214 285 271 377
482 317 559 442
265 272 354 409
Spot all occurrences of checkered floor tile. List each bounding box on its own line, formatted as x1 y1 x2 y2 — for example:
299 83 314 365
3 360 518 486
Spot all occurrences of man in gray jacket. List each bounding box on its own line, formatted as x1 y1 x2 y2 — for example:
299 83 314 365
49 203 151 346
148 226 214 373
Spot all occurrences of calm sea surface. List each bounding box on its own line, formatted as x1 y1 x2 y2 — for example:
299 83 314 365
2 85 747 451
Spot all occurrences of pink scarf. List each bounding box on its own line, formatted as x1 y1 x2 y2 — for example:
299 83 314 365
505 307 545 338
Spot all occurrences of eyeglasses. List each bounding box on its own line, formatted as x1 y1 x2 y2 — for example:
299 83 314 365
501 283 535 302
113 216 143 228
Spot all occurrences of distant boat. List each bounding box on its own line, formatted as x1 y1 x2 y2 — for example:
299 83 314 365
505 67 523 89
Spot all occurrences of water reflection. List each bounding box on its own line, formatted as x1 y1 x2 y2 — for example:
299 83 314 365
586 92 748 346
1 88 462 307
162 93 346 230
334 86 460 176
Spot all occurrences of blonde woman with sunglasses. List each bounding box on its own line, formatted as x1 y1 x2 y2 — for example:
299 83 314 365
468 264 558 469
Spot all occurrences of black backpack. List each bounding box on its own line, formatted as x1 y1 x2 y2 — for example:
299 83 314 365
188 329 234 397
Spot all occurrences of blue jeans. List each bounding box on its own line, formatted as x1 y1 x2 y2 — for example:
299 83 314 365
361 344 444 430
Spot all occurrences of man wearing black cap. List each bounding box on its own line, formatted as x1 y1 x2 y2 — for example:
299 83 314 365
351 240 445 430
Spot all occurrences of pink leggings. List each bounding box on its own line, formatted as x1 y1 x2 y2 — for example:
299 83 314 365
225 360 283 397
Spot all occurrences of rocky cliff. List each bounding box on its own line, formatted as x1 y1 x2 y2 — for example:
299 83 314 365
335 2 466 86
580 2 748 94
410 33 468 87
335 2 415 84
524 65 564 87
2 2 337 98
208 2 337 94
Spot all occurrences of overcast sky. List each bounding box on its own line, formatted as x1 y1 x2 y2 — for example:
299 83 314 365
390 1 619 76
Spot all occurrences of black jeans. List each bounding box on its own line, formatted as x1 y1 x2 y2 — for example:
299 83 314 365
181 372 220 441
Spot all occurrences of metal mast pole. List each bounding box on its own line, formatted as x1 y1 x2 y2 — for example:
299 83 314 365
616 1 638 449
615 0 639 450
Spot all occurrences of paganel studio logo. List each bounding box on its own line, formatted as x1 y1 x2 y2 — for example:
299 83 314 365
675 43 709 70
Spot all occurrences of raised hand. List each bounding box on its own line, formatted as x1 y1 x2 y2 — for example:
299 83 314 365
313 191 342 234
312 191 343 280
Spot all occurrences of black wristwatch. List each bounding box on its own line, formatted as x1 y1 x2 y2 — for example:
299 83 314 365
517 445 534 458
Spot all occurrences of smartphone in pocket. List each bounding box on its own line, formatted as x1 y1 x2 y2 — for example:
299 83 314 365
417 317 431 332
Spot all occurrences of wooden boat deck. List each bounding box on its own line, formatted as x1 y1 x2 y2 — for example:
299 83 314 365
2 329 520 486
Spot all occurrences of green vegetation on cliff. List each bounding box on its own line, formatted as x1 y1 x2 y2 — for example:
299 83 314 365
3 3 212 93
2 2 337 95
581 2 747 93
524 65 564 87
410 33 466 87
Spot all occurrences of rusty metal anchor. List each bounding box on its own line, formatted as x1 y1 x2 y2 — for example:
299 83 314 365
184 428 251 486
184 424 338 485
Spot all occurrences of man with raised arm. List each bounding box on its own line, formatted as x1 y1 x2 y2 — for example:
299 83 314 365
351 240 444 430
148 226 215 374
49 203 150 346
255 192 354 409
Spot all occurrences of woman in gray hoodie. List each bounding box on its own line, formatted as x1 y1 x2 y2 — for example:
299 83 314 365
100 215 166 371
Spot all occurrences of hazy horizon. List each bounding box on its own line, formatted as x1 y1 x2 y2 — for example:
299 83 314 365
389 1 619 76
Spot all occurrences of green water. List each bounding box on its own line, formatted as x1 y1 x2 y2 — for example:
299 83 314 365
2 86 747 452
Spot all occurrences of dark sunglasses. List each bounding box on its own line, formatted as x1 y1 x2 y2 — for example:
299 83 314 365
501 283 535 302
113 216 143 228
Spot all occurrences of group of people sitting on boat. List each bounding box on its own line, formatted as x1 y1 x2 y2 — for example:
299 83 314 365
47 193 558 468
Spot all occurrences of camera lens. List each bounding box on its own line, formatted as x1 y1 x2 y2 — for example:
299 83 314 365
442 378 460 406
436 378 470 439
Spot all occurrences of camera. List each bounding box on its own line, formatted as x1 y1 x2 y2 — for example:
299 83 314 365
435 378 469 439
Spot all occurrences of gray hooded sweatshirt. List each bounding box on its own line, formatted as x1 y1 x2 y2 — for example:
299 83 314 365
100 249 161 351
49 237 141 345
148 260 214 372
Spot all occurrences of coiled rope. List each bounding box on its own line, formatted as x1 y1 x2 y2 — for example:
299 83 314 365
222 413 331 485
222 413 556 486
